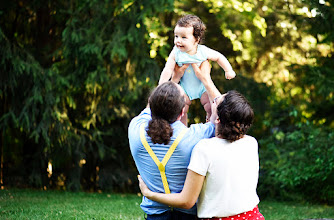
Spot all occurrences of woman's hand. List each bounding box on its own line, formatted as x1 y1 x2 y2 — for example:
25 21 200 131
137 171 204 209
191 60 211 83
138 175 151 198
191 61 221 103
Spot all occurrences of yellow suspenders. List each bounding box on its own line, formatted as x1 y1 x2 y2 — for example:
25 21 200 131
140 123 188 194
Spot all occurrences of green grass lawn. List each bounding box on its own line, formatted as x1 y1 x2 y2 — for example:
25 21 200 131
0 189 333 220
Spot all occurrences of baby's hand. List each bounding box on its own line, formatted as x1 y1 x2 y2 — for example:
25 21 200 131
225 70 236 80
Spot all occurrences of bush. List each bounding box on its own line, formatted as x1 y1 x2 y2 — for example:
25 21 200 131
258 124 334 204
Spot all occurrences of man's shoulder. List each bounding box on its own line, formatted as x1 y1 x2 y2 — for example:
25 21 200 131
128 108 151 132
188 122 214 131
187 122 215 138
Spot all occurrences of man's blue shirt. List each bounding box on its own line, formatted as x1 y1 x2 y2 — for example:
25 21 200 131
128 108 215 215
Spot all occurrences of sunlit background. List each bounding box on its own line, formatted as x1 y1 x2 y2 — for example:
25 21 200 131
0 0 333 204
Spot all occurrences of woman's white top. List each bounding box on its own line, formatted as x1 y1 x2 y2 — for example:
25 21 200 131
188 136 260 218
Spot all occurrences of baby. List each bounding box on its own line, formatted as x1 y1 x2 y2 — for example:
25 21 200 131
159 14 236 125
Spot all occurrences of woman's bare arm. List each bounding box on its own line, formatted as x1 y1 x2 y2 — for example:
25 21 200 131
138 170 205 209
191 61 221 102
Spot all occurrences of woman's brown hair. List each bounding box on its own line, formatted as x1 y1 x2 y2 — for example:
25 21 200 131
216 90 254 142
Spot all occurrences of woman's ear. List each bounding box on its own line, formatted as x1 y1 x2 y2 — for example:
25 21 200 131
215 117 220 124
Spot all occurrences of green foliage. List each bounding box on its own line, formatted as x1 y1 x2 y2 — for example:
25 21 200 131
259 123 334 203
257 0 334 203
0 0 333 205
289 0 334 126
0 0 173 191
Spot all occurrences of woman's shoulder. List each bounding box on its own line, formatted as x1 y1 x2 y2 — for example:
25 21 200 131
243 135 258 142
238 135 258 147
195 137 223 148
191 137 228 159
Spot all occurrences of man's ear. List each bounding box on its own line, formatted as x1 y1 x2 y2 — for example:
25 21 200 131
181 106 186 118
176 106 186 121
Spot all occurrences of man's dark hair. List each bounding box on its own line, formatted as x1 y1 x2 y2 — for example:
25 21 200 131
147 82 185 144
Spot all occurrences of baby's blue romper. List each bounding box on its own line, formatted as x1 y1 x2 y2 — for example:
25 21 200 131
174 45 209 100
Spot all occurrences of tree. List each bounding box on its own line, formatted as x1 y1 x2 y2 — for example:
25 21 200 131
0 0 173 191
1 0 333 203
169 0 334 203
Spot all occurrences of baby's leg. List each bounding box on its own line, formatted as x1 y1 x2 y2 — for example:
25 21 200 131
200 92 211 122
181 94 191 126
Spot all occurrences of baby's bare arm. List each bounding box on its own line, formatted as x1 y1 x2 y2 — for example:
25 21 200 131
206 47 236 80
159 49 176 84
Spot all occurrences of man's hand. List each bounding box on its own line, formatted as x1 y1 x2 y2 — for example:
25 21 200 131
171 64 189 83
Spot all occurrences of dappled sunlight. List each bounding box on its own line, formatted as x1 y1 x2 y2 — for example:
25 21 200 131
253 15 267 37
79 159 86 167
47 161 52 178
243 30 252 42
145 17 170 60
114 105 131 118
1 0 333 204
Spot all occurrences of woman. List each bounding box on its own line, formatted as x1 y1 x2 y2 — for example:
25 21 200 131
138 90 265 220
129 61 222 219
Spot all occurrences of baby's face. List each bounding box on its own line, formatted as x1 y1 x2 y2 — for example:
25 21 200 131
174 25 198 55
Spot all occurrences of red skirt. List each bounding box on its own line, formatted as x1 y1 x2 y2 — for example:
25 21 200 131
199 206 265 220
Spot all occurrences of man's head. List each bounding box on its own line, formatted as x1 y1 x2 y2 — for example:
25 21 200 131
149 81 185 124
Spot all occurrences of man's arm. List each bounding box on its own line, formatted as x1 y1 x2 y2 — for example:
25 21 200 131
171 63 190 83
